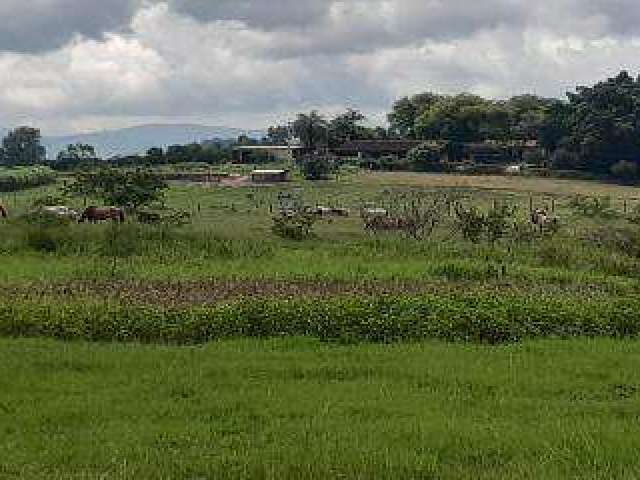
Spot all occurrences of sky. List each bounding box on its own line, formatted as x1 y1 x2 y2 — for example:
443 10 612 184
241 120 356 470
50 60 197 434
1 0 640 135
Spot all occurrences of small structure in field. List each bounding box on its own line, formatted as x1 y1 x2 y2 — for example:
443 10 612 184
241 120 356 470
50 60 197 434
250 169 290 183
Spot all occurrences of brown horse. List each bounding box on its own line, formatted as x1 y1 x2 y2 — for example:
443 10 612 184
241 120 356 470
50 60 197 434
0 204 7 219
79 206 125 223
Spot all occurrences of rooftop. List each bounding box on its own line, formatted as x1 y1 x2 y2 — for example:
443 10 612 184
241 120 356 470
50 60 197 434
251 169 289 174
234 145 303 150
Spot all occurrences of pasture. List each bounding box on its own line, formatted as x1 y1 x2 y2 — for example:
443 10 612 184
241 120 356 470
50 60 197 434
2 168 640 477
2 337 640 479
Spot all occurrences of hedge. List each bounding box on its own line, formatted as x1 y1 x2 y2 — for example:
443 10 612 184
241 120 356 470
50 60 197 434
0 293 638 345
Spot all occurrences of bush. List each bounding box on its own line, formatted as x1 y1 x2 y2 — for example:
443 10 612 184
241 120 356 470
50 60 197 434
550 148 581 170
407 143 446 172
137 208 192 227
299 154 337 180
272 210 317 240
454 204 486 242
569 195 618 219
485 204 516 244
610 160 639 183
0 166 56 192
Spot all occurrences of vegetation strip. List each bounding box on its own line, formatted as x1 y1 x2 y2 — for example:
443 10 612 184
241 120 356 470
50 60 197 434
1 293 638 345
1 277 633 308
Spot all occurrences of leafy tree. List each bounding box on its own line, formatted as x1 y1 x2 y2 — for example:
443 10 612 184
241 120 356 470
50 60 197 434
0 127 46 166
505 95 555 141
292 111 328 150
264 125 291 145
416 94 511 142
146 147 165 165
563 71 640 173
64 168 168 210
236 134 257 146
56 143 98 164
388 93 442 138
539 100 572 153
328 108 367 147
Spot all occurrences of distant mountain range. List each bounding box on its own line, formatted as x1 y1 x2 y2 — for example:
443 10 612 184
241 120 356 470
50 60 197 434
33 124 265 159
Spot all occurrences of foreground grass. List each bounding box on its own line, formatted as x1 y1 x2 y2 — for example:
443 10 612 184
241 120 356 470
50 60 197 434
1 338 640 479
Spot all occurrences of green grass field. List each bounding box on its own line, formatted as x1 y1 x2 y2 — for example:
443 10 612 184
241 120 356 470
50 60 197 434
2 169 640 478
2 337 640 479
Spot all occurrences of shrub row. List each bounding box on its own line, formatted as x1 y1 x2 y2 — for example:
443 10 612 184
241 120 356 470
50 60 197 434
0 166 56 192
0 293 638 345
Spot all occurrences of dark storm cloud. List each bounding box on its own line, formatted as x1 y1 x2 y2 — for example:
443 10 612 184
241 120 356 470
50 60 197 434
3 0 640 134
0 0 138 53
166 0 328 30
4 0 640 54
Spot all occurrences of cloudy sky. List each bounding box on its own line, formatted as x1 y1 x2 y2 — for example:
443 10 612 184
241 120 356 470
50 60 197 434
1 0 640 135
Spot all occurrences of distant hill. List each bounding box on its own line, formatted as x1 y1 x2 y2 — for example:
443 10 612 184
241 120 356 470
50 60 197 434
39 124 265 158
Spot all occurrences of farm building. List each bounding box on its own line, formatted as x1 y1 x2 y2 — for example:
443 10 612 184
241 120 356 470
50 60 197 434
234 145 304 164
250 169 290 183
332 140 423 159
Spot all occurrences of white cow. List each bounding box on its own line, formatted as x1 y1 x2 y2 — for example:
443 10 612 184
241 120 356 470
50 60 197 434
42 206 80 220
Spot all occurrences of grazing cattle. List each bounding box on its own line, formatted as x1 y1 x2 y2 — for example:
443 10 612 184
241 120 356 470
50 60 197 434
0 205 7 219
79 206 125 223
42 206 79 221
361 207 388 218
307 206 350 217
530 209 558 231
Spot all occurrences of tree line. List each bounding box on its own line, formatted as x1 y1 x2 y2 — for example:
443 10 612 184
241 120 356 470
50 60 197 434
3 71 640 182
266 71 640 182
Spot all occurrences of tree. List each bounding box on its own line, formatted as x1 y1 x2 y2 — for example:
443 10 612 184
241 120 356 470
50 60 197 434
56 143 98 162
236 134 256 146
388 92 443 138
562 71 640 173
264 125 291 145
539 100 572 153
0 127 46 166
415 94 510 142
292 111 328 150
64 168 168 210
505 95 556 141
328 108 367 147
145 147 165 165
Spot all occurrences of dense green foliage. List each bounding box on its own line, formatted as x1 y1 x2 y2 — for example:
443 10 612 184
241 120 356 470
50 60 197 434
388 93 555 143
63 168 168 209
1 293 639 345
0 127 46 166
299 153 337 180
0 166 56 192
385 71 640 181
